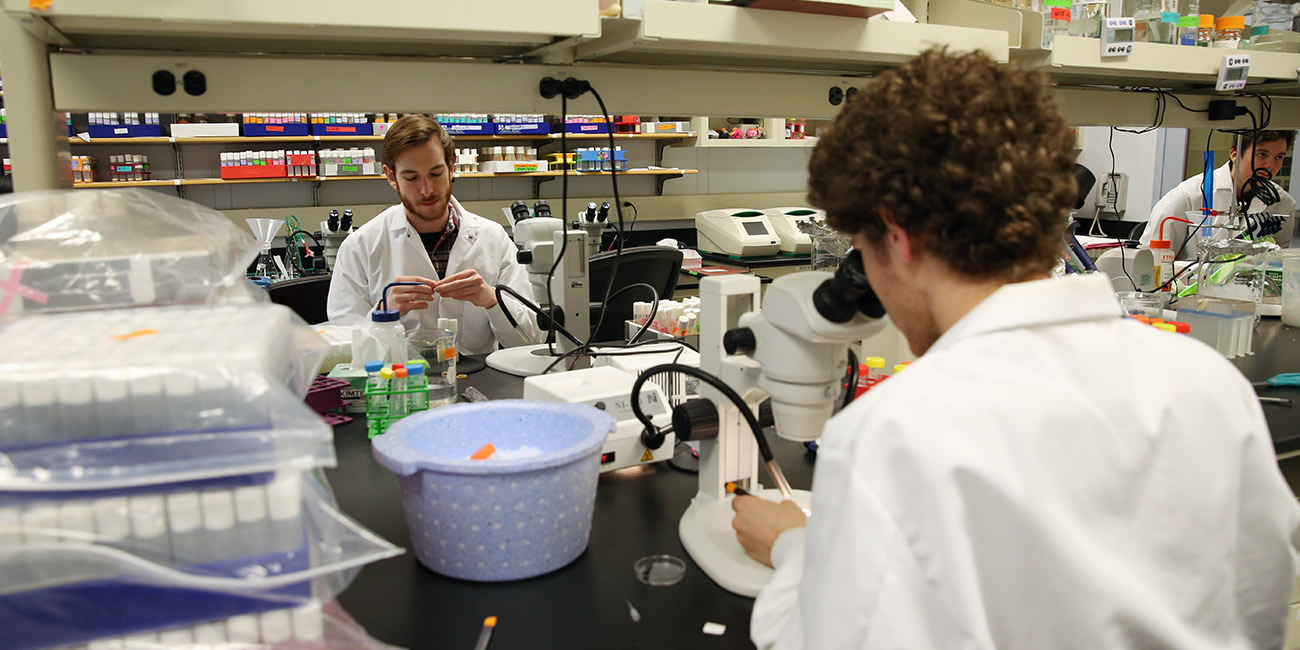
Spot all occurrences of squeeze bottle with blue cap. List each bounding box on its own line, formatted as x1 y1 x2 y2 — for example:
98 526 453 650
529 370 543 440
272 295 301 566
372 282 419 364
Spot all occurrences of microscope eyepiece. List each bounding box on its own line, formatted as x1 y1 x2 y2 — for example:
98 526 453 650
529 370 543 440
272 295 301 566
511 200 531 222
813 249 886 323
533 200 552 220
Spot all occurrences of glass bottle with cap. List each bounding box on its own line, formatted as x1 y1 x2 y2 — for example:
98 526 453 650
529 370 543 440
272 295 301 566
863 356 887 381
1214 16 1246 47
1197 14 1215 45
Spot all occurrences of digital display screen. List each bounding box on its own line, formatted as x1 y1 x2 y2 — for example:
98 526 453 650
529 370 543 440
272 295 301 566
1227 67 1248 81
743 221 769 236
1112 28 1134 41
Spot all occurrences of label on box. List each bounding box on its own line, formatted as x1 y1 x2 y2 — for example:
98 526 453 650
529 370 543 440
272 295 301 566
1051 7 1071 20
114 128 128 134
513 163 539 172
115 165 132 172
326 126 359 133
267 125 285 132
341 165 360 173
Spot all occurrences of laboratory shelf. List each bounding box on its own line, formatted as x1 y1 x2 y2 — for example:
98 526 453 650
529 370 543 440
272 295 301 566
575 0 1009 72
68 169 698 189
59 133 695 145
1 0 601 58
1030 36 1300 86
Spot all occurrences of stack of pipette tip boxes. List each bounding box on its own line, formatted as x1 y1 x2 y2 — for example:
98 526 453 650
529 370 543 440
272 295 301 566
0 301 379 650
1176 296 1257 359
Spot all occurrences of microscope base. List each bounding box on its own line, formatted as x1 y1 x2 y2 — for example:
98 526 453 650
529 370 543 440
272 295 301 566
678 488 813 598
485 344 564 377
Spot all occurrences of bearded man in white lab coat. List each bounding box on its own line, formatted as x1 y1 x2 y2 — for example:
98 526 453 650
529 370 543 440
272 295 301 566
730 49 1300 650
1138 129 1296 261
327 115 541 354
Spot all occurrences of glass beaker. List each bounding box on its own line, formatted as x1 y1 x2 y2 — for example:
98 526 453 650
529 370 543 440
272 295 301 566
406 328 458 409
1117 291 1164 318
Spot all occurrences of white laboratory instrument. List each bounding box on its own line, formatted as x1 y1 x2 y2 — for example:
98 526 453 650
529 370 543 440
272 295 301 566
760 207 819 255
510 201 565 309
1094 247 1156 292
488 227 591 377
597 343 702 407
631 252 886 596
695 209 781 258
523 366 674 472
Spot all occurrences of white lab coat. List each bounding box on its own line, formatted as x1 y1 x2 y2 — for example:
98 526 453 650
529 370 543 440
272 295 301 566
752 273 1300 650
1139 163 1295 260
326 197 541 355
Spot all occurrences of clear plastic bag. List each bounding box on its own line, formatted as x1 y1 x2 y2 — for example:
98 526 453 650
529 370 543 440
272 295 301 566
0 189 260 318
0 471 403 650
0 303 327 463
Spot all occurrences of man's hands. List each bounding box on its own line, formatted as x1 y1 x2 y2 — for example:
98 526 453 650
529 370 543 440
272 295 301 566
731 496 808 568
387 276 436 316
384 271 498 316
435 270 498 309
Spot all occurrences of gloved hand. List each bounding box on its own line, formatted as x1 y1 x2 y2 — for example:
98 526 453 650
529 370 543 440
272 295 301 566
1245 213 1285 239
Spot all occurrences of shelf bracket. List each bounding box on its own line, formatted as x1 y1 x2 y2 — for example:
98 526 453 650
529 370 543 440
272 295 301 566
656 172 684 196
313 180 322 207
532 176 554 200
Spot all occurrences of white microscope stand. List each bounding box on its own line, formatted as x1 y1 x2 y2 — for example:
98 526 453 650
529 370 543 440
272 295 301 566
677 273 813 598
487 229 591 377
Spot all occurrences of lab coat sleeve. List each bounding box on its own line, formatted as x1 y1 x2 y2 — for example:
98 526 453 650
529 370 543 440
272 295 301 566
751 528 808 649
326 233 374 327
484 245 542 348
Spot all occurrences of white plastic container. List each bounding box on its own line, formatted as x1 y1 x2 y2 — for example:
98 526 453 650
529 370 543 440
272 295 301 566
1282 255 1300 327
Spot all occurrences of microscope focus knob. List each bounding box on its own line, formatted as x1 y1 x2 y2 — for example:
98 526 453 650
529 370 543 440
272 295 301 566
723 327 756 356
517 250 534 264
672 398 720 442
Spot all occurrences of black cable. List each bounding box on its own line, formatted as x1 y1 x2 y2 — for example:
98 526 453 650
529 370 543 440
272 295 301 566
584 86 627 356
629 364 777 464
538 334 695 376
590 282 658 346
624 201 639 247
841 347 858 411
544 95 571 357
494 284 585 346
1103 128 1137 292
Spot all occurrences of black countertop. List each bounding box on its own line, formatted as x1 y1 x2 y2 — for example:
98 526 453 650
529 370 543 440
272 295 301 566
327 318 1300 648
1232 318 1300 454
327 363 812 650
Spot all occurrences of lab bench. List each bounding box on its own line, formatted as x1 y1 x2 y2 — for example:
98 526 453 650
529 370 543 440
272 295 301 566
325 319 1300 650
325 360 810 650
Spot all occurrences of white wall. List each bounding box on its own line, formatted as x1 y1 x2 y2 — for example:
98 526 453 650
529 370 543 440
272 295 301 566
1073 126 1163 225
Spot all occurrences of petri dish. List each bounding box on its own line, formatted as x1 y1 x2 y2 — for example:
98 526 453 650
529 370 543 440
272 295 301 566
634 554 686 586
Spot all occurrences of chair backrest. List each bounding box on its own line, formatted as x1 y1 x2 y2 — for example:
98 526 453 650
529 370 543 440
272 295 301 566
268 275 333 324
587 246 683 343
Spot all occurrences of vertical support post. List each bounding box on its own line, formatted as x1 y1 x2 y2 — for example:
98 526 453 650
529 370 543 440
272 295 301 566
0 10 71 190
697 274 762 503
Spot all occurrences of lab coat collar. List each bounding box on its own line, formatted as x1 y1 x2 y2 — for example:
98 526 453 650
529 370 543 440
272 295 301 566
928 274 1123 354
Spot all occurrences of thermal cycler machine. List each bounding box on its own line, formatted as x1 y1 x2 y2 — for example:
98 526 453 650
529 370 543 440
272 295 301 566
694 209 781 258
761 207 822 255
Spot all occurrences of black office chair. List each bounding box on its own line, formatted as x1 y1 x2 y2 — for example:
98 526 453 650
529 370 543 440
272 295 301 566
588 246 683 343
268 275 332 324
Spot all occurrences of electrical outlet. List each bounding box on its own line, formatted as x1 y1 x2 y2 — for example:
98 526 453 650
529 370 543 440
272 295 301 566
1096 172 1128 213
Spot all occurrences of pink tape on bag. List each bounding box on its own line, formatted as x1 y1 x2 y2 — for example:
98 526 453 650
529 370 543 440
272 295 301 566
0 261 50 316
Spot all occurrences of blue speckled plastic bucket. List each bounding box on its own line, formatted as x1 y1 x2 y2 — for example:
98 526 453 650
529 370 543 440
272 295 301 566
371 400 616 581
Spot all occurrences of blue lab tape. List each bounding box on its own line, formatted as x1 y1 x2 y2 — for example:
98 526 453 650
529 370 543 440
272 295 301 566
1161 11 1179 22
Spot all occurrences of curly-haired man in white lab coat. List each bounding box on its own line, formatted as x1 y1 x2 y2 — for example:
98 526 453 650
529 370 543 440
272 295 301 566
327 115 541 354
730 49 1300 650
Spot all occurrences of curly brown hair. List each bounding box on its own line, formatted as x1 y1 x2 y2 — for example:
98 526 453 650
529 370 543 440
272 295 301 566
808 49 1077 280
